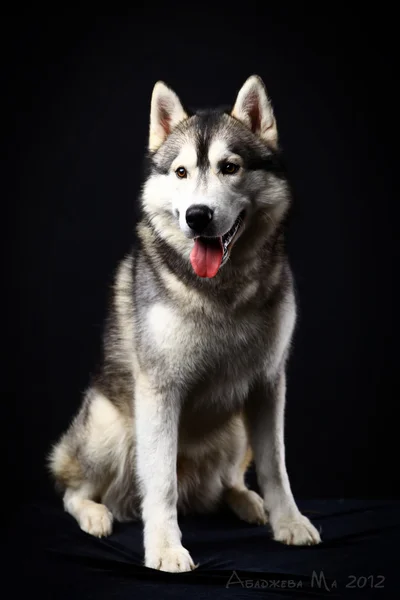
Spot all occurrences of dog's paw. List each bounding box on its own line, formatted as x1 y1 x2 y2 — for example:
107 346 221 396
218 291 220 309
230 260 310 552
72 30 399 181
272 513 321 546
229 489 268 525
145 545 196 573
79 503 113 538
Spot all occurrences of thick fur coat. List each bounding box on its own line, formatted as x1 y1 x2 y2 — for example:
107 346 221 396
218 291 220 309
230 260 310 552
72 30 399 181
49 75 321 573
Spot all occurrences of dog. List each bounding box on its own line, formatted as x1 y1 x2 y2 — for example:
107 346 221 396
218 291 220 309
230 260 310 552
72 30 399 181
48 74 321 573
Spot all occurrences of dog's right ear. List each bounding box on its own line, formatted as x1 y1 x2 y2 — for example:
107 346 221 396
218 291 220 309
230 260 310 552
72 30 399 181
231 75 278 148
149 81 188 152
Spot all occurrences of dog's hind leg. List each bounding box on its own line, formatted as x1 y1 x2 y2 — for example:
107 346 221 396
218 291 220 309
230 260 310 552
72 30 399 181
63 482 114 538
223 446 268 525
49 435 115 538
225 487 268 525
48 387 135 537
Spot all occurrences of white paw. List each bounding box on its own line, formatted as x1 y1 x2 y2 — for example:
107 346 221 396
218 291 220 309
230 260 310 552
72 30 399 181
145 545 196 573
79 503 113 538
272 513 321 546
230 489 268 525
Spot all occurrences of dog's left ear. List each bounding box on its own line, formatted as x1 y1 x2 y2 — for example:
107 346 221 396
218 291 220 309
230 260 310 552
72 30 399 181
149 81 188 152
231 75 278 148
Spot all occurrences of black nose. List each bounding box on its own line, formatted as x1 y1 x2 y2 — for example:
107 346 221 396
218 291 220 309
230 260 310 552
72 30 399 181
186 204 214 233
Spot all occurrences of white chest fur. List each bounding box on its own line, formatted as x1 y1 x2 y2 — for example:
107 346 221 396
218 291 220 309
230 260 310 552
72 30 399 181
147 302 197 356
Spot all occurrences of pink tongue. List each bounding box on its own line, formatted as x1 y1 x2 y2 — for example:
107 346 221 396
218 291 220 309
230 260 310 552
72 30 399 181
190 238 223 278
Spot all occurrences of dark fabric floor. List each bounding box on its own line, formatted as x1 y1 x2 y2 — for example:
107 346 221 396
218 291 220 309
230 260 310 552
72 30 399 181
8 496 399 599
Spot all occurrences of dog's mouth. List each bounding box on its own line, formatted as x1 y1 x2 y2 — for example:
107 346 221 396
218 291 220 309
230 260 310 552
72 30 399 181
190 211 246 278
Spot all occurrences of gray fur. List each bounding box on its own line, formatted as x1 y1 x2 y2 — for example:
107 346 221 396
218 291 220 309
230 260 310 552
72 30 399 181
48 75 320 572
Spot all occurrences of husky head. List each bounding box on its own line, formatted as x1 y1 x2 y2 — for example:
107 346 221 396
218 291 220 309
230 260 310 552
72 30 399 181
142 75 290 279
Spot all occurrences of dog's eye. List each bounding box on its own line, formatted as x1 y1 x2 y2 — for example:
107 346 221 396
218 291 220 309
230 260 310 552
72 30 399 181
221 162 240 175
176 167 187 179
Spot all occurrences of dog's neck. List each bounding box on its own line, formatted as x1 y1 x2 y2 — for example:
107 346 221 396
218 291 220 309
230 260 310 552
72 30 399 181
136 202 289 307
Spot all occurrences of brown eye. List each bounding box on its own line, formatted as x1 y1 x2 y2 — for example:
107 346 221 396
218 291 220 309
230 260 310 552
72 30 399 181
176 166 187 178
221 162 239 175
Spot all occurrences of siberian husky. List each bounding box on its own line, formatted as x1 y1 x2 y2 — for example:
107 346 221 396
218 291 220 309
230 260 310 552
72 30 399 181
49 75 321 573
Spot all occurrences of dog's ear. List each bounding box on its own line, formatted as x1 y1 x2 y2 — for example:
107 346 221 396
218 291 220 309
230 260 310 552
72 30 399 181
149 81 188 152
231 75 278 148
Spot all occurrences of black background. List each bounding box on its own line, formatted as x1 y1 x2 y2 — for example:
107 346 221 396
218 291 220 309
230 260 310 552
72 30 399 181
4 10 399 516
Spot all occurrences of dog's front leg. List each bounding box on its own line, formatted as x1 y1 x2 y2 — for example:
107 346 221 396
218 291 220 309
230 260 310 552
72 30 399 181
246 371 321 546
135 375 195 572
